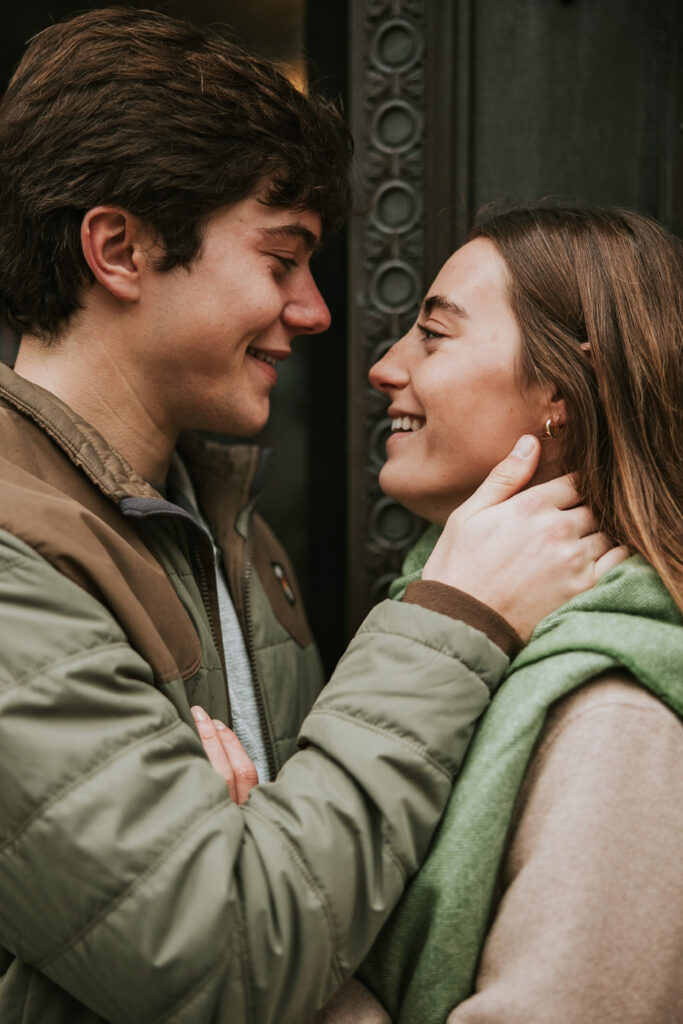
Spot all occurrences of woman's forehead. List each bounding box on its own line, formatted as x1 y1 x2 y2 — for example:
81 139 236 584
427 238 511 317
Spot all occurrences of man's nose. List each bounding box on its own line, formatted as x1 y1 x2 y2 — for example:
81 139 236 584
283 274 331 335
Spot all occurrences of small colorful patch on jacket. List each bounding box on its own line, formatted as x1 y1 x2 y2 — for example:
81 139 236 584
272 561 296 605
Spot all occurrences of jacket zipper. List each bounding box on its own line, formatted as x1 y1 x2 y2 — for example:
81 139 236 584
189 528 233 728
123 486 272 772
242 543 277 782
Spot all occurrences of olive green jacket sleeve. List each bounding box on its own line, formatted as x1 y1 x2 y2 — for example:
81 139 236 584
0 531 508 1024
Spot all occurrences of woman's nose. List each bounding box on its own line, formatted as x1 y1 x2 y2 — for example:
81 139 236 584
368 338 410 393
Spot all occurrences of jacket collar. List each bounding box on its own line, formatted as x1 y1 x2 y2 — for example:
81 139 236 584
0 362 265 513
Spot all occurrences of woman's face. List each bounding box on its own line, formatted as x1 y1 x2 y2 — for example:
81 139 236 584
369 238 556 524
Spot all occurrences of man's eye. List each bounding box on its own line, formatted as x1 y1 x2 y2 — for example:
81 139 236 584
416 323 443 341
271 254 298 275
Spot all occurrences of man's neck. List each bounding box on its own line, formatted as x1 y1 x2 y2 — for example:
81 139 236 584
14 330 177 484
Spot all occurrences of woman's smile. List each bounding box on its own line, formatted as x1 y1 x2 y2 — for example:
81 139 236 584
388 410 426 435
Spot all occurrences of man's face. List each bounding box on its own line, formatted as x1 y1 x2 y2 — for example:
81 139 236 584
138 196 330 437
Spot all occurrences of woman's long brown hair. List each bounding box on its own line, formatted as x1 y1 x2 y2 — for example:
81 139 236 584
472 205 682 612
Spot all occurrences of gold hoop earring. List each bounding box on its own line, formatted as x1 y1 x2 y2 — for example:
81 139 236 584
545 417 561 438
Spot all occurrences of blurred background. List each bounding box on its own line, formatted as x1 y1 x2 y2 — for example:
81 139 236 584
1 0 680 670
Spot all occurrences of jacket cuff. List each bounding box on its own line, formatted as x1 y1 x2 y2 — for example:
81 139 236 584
402 580 523 659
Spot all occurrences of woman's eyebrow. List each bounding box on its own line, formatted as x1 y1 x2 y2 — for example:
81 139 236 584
422 294 470 320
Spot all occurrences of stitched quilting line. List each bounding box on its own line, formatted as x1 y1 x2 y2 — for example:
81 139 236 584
253 637 304 653
243 803 345 986
0 636 135 694
43 800 242 1021
303 707 455 784
0 713 181 860
0 551 31 575
150 924 237 1024
149 798 358 1023
0 541 198 689
38 790 231 966
352 627 506 693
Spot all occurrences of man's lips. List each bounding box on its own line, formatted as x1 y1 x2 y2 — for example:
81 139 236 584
246 346 290 384
247 345 289 367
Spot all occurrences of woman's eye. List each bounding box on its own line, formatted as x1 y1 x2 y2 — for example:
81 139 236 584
416 323 443 341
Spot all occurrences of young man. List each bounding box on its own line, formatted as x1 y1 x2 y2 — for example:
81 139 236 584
0 9 620 1023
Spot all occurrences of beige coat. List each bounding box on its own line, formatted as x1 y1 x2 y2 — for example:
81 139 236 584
316 674 683 1023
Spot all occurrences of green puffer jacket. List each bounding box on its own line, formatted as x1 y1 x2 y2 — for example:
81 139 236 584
0 365 510 1024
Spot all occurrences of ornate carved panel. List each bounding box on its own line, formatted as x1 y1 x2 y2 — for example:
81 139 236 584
347 0 459 627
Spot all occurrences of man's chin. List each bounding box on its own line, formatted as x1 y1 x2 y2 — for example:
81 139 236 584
198 405 270 439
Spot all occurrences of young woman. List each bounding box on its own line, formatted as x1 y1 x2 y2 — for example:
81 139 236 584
315 204 683 1023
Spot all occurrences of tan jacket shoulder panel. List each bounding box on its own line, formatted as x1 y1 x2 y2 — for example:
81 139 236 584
0 403 201 684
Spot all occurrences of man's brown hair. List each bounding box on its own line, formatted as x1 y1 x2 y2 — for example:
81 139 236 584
0 7 352 340
472 205 682 611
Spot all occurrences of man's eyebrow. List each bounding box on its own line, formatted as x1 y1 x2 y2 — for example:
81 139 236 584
422 294 470 320
258 224 320 253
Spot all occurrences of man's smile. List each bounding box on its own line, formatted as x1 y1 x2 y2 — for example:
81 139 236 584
247 346 280 367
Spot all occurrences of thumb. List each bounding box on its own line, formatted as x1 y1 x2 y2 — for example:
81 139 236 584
464 435 540 513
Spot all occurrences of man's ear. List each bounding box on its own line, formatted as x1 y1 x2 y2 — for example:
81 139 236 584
81 206 152 302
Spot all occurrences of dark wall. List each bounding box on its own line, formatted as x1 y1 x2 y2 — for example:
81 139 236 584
467 0 681 231
302 0 349 671
0 0 303 83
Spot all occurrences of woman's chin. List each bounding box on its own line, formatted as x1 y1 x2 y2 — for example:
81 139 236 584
378 466 478 525
378 475 446 525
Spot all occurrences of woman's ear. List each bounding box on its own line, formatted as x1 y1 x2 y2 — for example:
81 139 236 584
544 386 567 437
80 206 151 302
